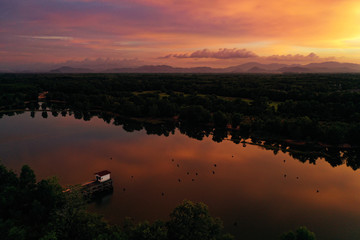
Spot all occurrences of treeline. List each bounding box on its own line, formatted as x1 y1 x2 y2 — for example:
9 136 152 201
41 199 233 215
0 164 316 240
2 73 360 144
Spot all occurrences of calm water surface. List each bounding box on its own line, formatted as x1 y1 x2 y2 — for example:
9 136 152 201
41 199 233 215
1 112 360 240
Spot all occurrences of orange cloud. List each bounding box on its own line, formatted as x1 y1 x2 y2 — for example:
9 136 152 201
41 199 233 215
264 53 336 62
161 48 258 59
159 49 335 65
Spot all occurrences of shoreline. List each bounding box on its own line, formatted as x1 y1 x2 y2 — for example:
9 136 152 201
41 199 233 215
1 108 358 150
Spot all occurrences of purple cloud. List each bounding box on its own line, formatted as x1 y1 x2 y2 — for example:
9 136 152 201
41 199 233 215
162 48 258 59
265 52 325 62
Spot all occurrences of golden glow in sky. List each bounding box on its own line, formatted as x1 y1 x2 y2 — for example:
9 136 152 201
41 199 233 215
1 0 360 70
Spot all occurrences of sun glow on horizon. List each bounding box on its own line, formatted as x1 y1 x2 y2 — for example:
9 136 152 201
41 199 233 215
1 0 360 70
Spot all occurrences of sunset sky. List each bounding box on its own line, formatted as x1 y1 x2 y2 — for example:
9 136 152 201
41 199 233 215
1 0 360 70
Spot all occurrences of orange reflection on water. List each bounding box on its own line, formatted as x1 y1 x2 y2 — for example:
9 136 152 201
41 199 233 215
2 114 360 240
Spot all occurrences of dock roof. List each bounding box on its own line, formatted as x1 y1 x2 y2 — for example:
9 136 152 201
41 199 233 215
95 170 111 176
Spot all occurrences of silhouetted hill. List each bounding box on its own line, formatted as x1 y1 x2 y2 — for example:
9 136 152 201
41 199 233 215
247 66 269 73
226 62 288 72
304 62 360 73
105 65 219 73
50 66 93 73
278 66 312 73
106 65 176 73
305 61 360 69
48 61 360 73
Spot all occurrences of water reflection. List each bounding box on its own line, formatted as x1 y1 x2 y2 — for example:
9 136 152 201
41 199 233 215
8 109 358 171
1 111 360 240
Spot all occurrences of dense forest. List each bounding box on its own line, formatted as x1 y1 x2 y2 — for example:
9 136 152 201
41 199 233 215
1 73 360 146
0 164 316 240
2 73 360 170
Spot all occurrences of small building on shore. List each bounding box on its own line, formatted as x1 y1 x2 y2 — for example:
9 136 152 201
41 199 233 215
64 170 113 198
95 170 111 182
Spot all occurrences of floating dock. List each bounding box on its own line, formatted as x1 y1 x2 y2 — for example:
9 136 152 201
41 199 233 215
64 170 113 197
82 170 113 197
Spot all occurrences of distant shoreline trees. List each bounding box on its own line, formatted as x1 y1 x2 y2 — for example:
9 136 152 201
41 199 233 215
2 73 360 146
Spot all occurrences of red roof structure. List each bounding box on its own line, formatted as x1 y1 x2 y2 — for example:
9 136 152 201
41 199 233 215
94 170 111 176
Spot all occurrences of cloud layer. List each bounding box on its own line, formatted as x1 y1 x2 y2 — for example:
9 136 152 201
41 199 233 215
265 53 325 62
160 49 334 63
161 48 258 59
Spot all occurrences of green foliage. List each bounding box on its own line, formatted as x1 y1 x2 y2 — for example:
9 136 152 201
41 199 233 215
8 226 26 240
39 231 58 240
122 219 167 240
167 200 234 240
20 165 36 188
231 113 243 128
180 105 211 125
281 231 296 240
281 226 316 240
213 111 228 128
0 164 65 239
54 207 110 240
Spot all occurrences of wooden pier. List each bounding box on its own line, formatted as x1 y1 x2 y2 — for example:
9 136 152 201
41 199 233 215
81 179 113 197
64 170 113 198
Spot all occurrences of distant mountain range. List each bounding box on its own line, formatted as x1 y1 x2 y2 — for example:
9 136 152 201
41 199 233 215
42 61 360 74
49 66 93 73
